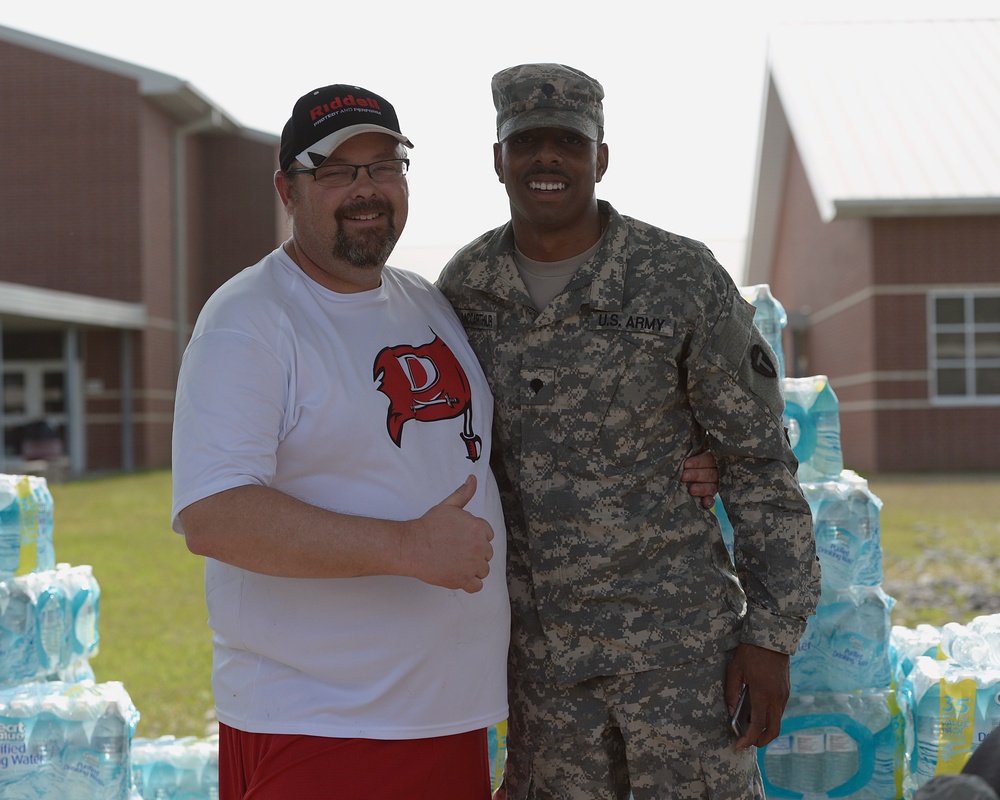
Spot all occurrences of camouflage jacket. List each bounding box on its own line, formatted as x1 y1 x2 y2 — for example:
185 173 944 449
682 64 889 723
437 201 820 685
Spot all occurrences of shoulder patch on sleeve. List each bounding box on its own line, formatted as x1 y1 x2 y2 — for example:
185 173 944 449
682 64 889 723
751 344 778 378
712 293 755 375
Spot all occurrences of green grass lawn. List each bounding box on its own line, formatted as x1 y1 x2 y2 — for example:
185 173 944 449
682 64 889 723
866 471 1000 628
49 471 213 739
42 469 1000 739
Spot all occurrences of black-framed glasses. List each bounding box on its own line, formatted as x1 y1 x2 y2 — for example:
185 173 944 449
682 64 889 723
286 158 410 187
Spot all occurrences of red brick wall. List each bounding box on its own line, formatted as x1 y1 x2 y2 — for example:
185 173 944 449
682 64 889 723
197 135 283 312
0 42 142 301
767 142 1000 473
1 38 282 474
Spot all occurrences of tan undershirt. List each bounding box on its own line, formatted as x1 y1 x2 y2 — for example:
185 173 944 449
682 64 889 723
514 235 603 310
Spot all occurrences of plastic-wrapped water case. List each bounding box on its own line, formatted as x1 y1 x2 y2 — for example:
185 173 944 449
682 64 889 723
741 283 789 380
937 614 1000 671
791 586 896 693
0 474 57 580
890 624 943 688
782 376 844 483
131 734 219 800
898 657 1000 795
0 564 101 687
0 680 139 800
802 471 884 592
758 689 904 799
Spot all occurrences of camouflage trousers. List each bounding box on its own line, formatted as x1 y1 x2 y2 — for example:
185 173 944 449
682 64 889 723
502 650 764 799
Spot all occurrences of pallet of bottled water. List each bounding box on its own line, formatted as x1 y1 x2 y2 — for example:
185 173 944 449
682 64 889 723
0 680 139 799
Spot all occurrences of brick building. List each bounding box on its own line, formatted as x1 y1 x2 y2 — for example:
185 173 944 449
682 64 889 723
0 25 282 476
745 20 1000 473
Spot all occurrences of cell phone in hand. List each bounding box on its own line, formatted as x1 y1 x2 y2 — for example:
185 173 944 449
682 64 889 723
730 684 752 737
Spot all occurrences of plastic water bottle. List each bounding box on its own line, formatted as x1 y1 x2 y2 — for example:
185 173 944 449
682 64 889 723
60 693 100 798
860 688 901 798
26 696 65 799
132 737 170 799
35 579 67 674
175 739 210 800
824 695 860 790
944 615 1000 669
1 581 35 684
761 734 792 792
204 740 220 800
68 566 100 660
31 479 55 573
792 728 827 793
824 728 858 790
0 478 20 579
942 622 997 670
144 755 179 799
92 700 129 800
742 284 788 379
911 683 944 789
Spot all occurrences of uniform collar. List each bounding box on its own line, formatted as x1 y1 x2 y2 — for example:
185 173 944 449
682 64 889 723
460 199 628 314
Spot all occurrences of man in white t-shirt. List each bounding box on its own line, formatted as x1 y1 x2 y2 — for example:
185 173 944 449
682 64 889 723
171 84 719 798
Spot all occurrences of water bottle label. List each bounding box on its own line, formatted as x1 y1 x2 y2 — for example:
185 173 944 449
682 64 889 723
488 720 507 795
793 732 825 754
826 730 859 753
936 678 977 774
14 478 37 577
768 734 793 755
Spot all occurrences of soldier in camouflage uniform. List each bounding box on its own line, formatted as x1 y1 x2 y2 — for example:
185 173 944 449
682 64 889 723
436 64 822 799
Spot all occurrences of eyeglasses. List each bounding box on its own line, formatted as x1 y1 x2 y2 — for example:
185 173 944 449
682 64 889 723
286 158 410 187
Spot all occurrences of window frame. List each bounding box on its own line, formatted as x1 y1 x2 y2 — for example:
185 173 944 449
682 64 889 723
928 290 1000 406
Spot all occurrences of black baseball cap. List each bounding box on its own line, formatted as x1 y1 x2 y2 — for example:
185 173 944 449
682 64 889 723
279 84 414 172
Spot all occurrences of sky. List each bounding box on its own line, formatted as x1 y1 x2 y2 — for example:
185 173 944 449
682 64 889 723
3 0 998 285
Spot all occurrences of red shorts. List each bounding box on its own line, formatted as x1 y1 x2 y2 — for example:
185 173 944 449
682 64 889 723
219 722 491 799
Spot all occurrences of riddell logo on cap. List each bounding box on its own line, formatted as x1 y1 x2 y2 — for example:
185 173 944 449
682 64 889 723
310 95 381 121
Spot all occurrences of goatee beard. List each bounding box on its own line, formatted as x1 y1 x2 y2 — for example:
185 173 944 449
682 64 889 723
334 201 398 268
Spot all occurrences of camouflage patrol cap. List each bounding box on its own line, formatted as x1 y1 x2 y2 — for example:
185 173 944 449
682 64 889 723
492 63 604 142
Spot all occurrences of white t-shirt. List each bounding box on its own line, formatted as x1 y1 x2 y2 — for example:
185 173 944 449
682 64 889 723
171 247 509 739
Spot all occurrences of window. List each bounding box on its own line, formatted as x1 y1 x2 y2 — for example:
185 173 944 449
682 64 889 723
929 292 1000 404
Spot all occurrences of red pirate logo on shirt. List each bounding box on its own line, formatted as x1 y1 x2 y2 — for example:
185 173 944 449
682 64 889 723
373 332 482 461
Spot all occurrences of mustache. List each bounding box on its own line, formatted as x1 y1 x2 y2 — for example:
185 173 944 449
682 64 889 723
526 167 571 181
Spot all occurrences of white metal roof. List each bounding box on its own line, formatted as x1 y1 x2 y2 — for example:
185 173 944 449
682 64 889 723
0 23 251 132
745 19 1000 283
